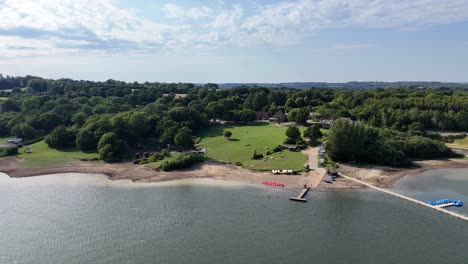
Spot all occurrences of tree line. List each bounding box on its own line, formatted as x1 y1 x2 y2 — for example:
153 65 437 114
0 75 466 164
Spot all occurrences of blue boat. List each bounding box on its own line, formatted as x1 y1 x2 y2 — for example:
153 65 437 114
425 199 463 207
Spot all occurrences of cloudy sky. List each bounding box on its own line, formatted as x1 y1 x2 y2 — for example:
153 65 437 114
0 0 467 82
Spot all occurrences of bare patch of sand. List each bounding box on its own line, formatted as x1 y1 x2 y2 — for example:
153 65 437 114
338 159 468 187
0 157 308 188
4 154 465 189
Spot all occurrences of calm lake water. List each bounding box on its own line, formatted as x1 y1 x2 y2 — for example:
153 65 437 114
394 168 468 215
0 172 467 264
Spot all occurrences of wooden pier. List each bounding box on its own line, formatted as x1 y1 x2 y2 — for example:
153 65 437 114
289 187 310 202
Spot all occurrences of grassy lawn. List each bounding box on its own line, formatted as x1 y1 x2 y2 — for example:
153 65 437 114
198 123 307 171
17 140 98 167
0 135 13 143
447 137 468 150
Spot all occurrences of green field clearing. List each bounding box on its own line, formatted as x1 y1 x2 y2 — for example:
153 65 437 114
198 123 308 171
448 137 468 150
0 136 13 143
17 140 98 167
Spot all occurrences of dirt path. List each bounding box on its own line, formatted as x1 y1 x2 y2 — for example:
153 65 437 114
302 147 326 188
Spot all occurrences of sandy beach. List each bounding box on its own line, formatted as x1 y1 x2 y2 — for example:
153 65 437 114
1 154 467 189
337 158 468 187
0 157 308 188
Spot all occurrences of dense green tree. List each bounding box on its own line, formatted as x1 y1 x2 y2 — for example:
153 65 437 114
11 123 36 140
327 118 366 162
1 99 20 113
72 112 88 127
45 126 75 148
174 127 194 150
27 79 48 93
97 132 122 162
303 125 323 145
161 126 179 145
235 109 256 123
273 111 286 124
21 97 41 112
37 112 63 131
285 126 301 143
288 108 309 124
76 129 99 151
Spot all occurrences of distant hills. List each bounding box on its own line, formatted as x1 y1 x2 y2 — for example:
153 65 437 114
216 82 468 89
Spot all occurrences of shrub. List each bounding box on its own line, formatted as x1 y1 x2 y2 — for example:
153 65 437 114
160 153 206 171
284 137 296 144
0 146 18 157
251 148 263 159
235 161 243 166
273 145 283 152
224 130 232 139
148 150 171 162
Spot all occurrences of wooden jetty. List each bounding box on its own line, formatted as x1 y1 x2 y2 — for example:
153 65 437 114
289 187 310 202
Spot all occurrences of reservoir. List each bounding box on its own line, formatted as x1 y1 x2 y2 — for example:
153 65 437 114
0 172 467 264
394 168 468 215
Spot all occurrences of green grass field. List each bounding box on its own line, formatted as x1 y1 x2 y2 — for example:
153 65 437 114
198 123 308 171
17 140 98 167
448 137 468 150
0 136 13 143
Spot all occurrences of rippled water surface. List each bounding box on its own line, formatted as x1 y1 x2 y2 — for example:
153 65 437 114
0 173 467 264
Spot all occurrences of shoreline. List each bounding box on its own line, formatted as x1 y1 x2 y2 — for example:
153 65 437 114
1 156 468 189
0 157 309 188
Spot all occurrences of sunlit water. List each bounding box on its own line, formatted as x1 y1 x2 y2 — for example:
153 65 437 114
0 172 467 264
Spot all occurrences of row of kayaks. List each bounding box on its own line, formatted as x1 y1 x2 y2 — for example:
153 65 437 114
425 199 463 207
262 181 285 187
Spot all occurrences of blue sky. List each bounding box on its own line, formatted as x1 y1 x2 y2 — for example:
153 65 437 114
0 0 467 83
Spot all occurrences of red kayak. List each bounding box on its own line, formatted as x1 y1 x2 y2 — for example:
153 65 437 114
262 181 285 187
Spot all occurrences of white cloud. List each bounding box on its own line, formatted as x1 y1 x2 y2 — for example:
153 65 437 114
1 0 468 58
330 43 373 51
163 3 212 19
